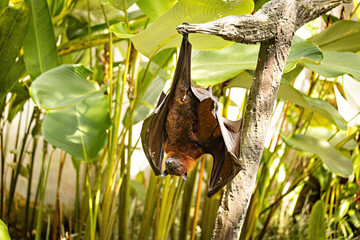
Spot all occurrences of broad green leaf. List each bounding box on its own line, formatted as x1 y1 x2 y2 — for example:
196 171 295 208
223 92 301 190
192 44 259 86
108 0 138 10
281 133 353 177
227 72 347 129
305 51 360 81
309 20 360 52
284 36 323 72
0 2 29 94
131 0 254 57
308 200 325 240
30 65 101 110
136 0 177 21
192 36 322 86
42 95 110 161
24 0 59 79
132 72 166 124
301 95 347 130
110 22 134 38
71 0 127 26
306 127 357 151
279 87 347 130
124 48 174 125
0 219 11 240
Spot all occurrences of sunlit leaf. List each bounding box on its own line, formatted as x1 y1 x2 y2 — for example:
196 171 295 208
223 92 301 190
306 127 357 151
0 219 11 240
192 36 322 86
108 0 138 10
110 22 134 38
30 64 101 110
281 133 353 177
42 95 110 161
308 200 325 240
305 51 360 82
284 36 323 72
30 64 110 161
131 0 254 57
0 2 29 98
132 72 166 124
192 44 259 86
136 0 177 21
227 72 347 129
24 0 59 79
309 20 360 52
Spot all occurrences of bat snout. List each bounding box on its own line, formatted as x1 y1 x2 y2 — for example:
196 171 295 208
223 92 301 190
165 158 181 171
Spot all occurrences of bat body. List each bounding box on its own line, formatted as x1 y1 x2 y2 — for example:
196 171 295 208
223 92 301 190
164 76 222 180
141 34 243 197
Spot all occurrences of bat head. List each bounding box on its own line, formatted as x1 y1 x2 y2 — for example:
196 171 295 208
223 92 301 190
161 151 198 180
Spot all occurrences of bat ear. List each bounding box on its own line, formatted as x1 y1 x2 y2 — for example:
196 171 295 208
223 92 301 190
182 173 188 181
161 170 169 177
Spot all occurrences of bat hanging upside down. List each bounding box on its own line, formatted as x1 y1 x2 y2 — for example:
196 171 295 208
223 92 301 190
141 33 243 197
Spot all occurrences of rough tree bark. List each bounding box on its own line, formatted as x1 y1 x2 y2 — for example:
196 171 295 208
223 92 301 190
177 0 350 239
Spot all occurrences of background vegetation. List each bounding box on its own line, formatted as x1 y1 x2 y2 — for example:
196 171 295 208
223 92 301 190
0 0 359 239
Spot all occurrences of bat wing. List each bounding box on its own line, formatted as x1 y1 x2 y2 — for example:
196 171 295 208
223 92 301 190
140 92 168 175
192 88 243 197
207 116 243 197
140 35 191 175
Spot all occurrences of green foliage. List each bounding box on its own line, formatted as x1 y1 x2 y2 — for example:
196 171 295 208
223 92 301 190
308 200 326 240
0 219 11 240
305 51 360 81
23 0 59 79
309 20 360 52
0 0 360 239
281 133 353 177
191 36 322 86
0 2 29 100
129 0 254 57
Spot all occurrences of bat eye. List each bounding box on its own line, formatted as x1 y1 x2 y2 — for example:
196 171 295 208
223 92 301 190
166 158 176 167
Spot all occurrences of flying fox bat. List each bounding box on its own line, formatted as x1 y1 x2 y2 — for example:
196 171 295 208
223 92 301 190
140 33 243 197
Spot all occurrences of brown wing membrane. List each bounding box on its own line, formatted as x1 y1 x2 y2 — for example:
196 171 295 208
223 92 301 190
141 33 243 197
194 96 243 197
207 117 243 197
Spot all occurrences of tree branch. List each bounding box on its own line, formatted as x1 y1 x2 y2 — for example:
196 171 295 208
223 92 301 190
177 0 348 239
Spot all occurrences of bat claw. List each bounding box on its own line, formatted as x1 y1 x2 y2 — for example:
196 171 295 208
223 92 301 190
161 170 169 177
182 173 188 181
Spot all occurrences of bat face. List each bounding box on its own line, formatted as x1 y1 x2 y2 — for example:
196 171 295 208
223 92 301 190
140 33 243 197
162 146 200 179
